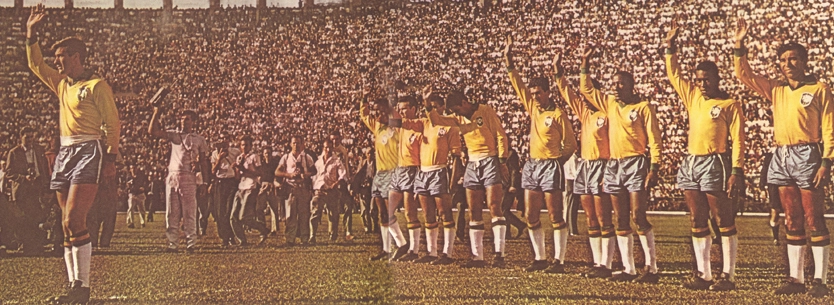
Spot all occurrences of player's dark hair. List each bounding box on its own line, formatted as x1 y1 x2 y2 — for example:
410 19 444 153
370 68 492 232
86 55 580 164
427 93 444 106
695 61 721 80
614 71 635 85
52 37 87 65
446 90 466 108
530 77 550 92
181 110 198 121
398 96 418 108
776 42 808 62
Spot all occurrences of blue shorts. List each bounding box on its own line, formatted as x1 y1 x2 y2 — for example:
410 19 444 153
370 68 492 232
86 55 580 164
521 158 564 192
603 155 648 194
768 144 822 189
414 168 450 196
574 159 607 195
677 154 730 192
463 157 503 190
51 140 103 190
372 170 393 199
389 166 418 193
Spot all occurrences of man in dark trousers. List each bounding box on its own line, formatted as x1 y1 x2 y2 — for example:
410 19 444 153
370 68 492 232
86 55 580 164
5 127 50 256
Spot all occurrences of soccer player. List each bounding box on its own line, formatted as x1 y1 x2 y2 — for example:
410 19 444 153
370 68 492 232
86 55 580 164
360 88 409 261
27 4 120 303
426 90 510 268
579 46 662 283
504 37 577 273
734 19 833 297
665 26 744 291
396 88 462 265
388 95 422 262
552 52 615 279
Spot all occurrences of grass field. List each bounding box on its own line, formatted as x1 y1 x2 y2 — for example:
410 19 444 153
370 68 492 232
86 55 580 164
1 213 833 304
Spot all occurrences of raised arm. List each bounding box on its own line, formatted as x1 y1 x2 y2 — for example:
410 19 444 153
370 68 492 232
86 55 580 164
732 19 779 102
578 47 607 112
664 26 695 108
26 4 62 94
148 107 167 139
358 87 377 131
553 52 585 117
505 36 534 113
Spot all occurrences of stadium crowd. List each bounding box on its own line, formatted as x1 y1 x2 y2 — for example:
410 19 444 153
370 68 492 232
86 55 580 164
1 0 834 254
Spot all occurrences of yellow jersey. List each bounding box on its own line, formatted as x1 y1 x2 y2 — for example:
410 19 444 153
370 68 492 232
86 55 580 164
508 70 577 160
667 52 746 168
734 51 834 159
554 74 609 161
360 102 399 172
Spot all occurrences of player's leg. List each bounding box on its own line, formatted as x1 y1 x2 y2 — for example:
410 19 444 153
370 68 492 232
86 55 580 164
524 189 547 271
706 190 737 291
682 190 713 290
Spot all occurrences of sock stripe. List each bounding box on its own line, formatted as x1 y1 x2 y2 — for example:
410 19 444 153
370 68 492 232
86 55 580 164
719 226 738 236
552 221 567 230
588 226 602 237
636 226 653 235
407 222 422 230
786 230 808 245
442 221 455 228
471 224 485 230
616 229 633 236
691 227 711 238
527 221 541 230
810 234 831 246
425 222 439 229
600 226 615 237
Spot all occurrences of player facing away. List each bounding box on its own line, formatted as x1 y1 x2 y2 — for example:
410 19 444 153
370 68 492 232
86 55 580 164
665 26 744 291
579 47 662 283
503 37 577 273
27 4 120 303
552 52 615 279
396 89 462 265
359 89 410 261
427 90 511 268
734 19 833 297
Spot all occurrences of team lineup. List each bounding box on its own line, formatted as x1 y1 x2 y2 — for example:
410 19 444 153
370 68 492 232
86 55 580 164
21 2 834 304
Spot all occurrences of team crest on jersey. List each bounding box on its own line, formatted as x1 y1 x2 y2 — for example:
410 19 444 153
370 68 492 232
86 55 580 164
544 116 554 127
800 92 814 107
628 109 638 122
710 105 721 119
438 127 447 136
380 128 395 145
77 86 90 100
595 117 606 128
476 117 484 126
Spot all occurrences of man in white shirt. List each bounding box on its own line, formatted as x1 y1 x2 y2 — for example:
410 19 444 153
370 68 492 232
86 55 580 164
149 108 209 253
210 134 240 247
275 136 315 246
230 135 270 246
309 140 347 243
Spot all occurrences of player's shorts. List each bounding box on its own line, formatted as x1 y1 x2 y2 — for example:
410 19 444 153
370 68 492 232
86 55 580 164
51 140 103 190
389 166 418 193
414 167 450 196
767 143 822 189
603 155 648 194
574 159 607 195
372 170 393 199
521 158 564 192
677 154 730 192
463 156 503 190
